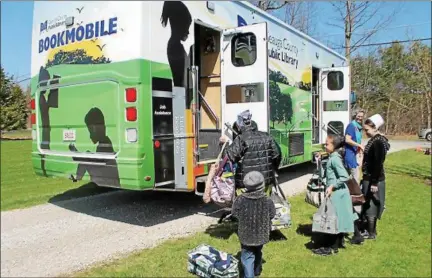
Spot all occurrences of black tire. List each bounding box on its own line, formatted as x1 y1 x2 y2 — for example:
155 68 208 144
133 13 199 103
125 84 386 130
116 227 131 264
426 132 432 142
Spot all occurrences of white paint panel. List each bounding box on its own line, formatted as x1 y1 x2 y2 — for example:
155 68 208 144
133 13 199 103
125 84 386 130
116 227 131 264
31 1 145 76
221 23 269 136
320 66 350 143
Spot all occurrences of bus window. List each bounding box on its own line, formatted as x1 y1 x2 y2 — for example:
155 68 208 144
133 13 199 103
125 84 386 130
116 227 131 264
226 82 264 103
327 71 344 91
231 32 257 67
327 121 344 136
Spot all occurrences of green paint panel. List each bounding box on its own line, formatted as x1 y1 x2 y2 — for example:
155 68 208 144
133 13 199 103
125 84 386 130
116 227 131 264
31 59 172 190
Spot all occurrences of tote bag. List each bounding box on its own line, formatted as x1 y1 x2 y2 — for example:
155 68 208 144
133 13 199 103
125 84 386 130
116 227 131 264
312 197 338 235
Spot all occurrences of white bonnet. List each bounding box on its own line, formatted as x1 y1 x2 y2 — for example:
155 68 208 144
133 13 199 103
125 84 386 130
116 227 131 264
367 114 384 129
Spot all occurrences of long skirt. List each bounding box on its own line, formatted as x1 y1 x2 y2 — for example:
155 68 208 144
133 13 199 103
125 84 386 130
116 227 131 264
362 180 386 219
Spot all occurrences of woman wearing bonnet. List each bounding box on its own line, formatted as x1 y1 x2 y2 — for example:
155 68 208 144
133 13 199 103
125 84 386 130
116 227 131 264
361 114 391 240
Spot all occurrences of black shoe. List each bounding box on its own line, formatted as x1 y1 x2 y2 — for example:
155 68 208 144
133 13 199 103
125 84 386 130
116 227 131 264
339 238 346 249
366 233 376 240
350 236 364 245
312 247 333 256
361 230 370 238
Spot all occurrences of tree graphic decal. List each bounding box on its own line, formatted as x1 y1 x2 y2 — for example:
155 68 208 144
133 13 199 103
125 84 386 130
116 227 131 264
46 49 111 68
269 69 294 129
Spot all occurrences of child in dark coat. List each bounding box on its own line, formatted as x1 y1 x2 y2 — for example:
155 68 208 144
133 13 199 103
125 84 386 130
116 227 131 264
232 171 276 278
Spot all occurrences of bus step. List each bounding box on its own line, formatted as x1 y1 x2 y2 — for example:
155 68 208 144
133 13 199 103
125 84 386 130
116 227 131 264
195 176 208 196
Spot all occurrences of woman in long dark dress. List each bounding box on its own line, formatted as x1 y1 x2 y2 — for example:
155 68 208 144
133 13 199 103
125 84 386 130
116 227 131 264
161 1 192 88
361 114 390 240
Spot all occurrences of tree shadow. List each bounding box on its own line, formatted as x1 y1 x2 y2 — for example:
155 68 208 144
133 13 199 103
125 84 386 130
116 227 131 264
48 188 221 227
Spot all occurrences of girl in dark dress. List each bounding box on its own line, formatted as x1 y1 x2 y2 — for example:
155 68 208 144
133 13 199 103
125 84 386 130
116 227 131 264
361 114 390 240
161 1 192 88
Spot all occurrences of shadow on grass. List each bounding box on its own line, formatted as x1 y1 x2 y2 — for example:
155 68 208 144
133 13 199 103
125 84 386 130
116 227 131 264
296 224 313 237
270 230 287 241
296 223 329 250
205 222 237 240
387 165 432 181
205 221 287 242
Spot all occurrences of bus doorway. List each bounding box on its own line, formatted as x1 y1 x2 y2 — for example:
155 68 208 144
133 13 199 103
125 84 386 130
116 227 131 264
312 66 320 144
192 21 222 164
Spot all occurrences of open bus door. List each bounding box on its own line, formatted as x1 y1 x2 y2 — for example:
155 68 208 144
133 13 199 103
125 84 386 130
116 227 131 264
319 66 350 144
220 22 269 139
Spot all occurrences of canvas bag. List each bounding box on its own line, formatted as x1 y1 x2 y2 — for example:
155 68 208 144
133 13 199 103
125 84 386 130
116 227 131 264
203 142 234 206
312 197 338 234
305 158 326 208
270 175 292 230
187 244 239 278
209 155 235 208
305 179 325 208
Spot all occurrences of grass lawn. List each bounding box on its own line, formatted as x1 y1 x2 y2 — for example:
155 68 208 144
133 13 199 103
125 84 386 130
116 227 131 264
76 150 431 277
385 134 420 141
1 141 112 211
1 129 32 139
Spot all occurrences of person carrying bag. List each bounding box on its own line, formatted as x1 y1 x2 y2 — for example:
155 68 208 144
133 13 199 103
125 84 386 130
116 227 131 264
311 134 358 256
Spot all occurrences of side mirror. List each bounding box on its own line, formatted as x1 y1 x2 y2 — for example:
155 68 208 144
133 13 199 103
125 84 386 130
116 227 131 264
350 91 357 105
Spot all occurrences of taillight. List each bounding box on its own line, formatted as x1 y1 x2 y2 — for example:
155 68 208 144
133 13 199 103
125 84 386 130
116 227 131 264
31 113 36 125
126 107 137 121
30 99 35 110
154 140 160 148
125 88 137 102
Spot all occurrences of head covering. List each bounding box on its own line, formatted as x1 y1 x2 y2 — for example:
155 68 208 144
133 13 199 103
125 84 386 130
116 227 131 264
243 171 265 193
236 110 252 128
368 114 385 129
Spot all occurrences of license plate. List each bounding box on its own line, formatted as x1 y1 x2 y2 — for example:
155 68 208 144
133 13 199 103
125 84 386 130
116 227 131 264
63 129 76 141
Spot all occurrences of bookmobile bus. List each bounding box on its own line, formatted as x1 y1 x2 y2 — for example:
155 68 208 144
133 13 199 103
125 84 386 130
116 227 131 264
30 1 354 194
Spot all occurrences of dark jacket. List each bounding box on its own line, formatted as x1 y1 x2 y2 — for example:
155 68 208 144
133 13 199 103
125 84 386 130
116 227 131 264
362 134 391 184
224 125 281 188
232 120 258 141
232 191 276 246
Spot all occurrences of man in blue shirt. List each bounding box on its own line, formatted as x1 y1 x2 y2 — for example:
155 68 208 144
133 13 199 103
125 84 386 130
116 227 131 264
344 109 365 183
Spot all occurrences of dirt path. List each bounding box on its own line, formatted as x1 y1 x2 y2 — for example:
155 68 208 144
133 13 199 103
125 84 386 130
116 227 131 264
1 140 427 277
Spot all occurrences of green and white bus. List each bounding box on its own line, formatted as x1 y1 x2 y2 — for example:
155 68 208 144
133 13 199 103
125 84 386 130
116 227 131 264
30 1 353 194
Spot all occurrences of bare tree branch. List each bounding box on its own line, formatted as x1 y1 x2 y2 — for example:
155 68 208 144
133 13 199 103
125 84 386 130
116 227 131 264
254 1 291 11
328 1 402 59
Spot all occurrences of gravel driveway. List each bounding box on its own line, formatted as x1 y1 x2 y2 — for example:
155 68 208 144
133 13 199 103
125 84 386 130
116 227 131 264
1 140 427 277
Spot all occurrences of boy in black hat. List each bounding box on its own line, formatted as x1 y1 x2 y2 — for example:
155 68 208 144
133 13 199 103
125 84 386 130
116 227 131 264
232 171 276 278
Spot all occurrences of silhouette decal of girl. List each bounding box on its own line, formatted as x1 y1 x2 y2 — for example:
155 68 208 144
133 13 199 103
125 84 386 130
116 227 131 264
161 1 192 88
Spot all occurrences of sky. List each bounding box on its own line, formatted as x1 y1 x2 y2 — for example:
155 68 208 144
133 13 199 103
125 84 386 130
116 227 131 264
1 1 431 88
